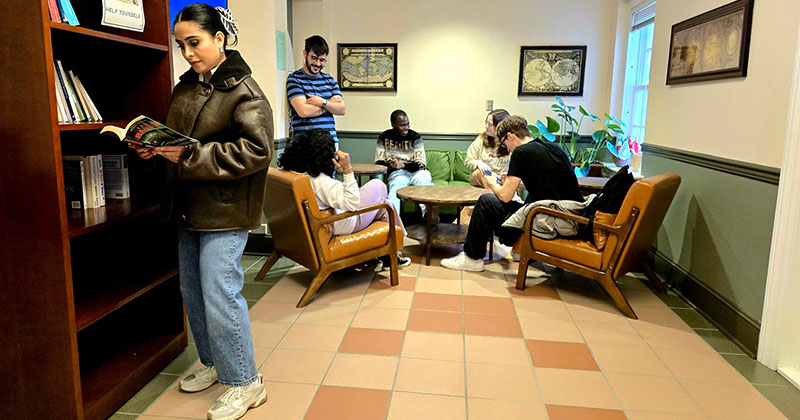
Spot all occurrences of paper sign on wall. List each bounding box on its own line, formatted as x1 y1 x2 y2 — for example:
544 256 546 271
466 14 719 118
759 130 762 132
276 31 287 71
101 0 145 32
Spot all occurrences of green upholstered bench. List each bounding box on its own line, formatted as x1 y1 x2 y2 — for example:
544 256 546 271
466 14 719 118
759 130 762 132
401 150 471 216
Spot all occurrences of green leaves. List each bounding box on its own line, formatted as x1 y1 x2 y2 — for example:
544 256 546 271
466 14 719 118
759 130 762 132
546 116 560 133
535 120 556 141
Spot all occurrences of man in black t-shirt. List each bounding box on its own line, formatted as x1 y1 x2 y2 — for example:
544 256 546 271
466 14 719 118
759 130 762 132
441 116 582 272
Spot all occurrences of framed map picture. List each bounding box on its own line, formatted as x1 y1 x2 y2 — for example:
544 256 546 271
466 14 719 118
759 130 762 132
337 43 397 91
666 0 754 85
518 45 587 96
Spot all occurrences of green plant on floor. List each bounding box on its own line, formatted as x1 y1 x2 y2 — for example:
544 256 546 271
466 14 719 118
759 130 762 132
529 96 627 176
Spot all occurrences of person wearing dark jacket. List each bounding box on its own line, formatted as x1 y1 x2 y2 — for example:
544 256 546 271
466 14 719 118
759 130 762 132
128 4 272 420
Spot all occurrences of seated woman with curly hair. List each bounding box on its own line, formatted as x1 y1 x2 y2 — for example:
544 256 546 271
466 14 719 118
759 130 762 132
278 129 411 270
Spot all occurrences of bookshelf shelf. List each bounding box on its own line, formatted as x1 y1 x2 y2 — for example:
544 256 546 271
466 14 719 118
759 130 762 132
51 22 169 52
68 199 160 238
59 121 126 131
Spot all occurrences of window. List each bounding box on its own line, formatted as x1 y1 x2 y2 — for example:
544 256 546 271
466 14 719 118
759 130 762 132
621 2 656 143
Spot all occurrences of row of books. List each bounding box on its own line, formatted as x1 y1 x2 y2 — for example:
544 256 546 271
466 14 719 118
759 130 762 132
48 0 79 26
55 60 102 124
62 154 130 210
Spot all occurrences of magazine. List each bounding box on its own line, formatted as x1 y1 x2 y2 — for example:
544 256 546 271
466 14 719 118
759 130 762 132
101 116 197 147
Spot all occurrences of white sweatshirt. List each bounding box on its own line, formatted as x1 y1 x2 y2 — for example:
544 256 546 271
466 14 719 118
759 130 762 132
306 171 360 235
464 135 511 175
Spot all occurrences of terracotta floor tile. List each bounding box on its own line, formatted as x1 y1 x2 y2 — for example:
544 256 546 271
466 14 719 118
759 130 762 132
412 292 463 312
277 324 347 352
535 368 619 409
250 322 291 349
407 310 464 334
513 299 572 319
509 282 561 300
387 392 466 420
526 340 599 371
249 301 303 324
466 363 539 402
519 317 585 343
576 320 647 346
370 274 416 291
463 296 515 315
295 304 357 326
261 349 334 384
545 404 628 420
623 412 706 420
416 277 463 295
419 264 463 280
605 373 702 415
305 386 390 420
351 307 409 330
361 289 414 309
338 328 405 356
239 381 318 420
680 378 788 419
395 358 466 396
633 324 713 352
465 335 530 366
463 279 512 297
464 313 522 337
467 399 548 420
322 353 398 390
589 343 671 376
401 331 464 361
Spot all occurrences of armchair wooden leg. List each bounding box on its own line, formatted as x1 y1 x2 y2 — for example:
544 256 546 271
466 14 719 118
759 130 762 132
516 256 530 290
640 262 666 294
389 252 399 286
297 267 332 308
598 275 637 319
254 251 281 282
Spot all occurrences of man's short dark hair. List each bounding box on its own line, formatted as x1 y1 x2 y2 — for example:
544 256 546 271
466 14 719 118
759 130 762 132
304 35 329 56
390 109 407 124
496 116 531 141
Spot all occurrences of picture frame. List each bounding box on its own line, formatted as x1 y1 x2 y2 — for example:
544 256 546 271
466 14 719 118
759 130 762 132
518 45 587 96
337 43 397 92
666 0 754 85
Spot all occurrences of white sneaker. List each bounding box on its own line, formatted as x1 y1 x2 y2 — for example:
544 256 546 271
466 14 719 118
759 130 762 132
207 374 267 420
180 365 218 393
441 252 485 272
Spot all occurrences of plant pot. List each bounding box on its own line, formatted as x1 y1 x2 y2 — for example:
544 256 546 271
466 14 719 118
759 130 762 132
612 156 631 168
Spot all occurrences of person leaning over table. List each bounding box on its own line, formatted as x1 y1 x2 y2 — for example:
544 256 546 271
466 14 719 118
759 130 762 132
465 108 511 188
128 4 271 420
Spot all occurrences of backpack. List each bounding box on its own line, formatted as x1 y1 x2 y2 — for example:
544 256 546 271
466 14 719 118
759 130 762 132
578 166 635 239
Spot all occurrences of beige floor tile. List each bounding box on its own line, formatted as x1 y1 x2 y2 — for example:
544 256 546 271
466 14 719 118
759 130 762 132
277 324 347 352
633 324 713 352
395 358 466 396
401 331 464 361
387 392 467 420
412 292 463 312
254 347 272 368
305 385 390 420
249 301 303 324
513 299 572 320
508 281 561 300
463 296 515 315
564 302 630 323
545 404 628 420
463 269 506 282
361 289 414 309
143 381 222 418
250 322 291 349
466 363 539 402
295 304 358 326
624 289 669 307
419 264 463 280
535 368 619 409
464 313 522 338
351 307 410 330
407 310 464 334
589 343 672 376
339 328 405 356
323 353 398 390
240 381 318 420
653 347 746 381
261 349 334 384
623 412 707 420
465 335 530 366
467 398 547 420
680 378 788 419
416 277 463 294
606 373 703 414
463 279 512 297
519 317 585 343
370 274 417 292
629 305 693 329
576 320 647 346
260 272 313 302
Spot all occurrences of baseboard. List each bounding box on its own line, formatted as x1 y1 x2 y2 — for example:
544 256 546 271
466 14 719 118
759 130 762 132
245 233 273 255
648 248 761 356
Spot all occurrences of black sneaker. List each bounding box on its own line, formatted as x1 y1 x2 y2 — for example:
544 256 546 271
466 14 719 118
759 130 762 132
377 254 411 271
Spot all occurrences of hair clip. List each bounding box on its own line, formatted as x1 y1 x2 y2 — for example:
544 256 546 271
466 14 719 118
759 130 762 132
215 6 239 36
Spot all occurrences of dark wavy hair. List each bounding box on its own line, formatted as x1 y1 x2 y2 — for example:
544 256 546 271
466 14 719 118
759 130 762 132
174 3 238 47
278 129 336 177
480 109 511 157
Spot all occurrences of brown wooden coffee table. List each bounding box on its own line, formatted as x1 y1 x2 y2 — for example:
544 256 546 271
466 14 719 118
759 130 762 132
396 185 488 265
350 163 387 186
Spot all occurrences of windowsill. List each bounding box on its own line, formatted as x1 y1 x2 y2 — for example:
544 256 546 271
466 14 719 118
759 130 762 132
601 161 644 180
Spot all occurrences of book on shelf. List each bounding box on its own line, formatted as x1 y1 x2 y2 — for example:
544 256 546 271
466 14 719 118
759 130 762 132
62 159 87 210
56 0 79 26
102 154 130 199
54 61 102 123
47 0 62 23
101 116 198 147
63 155 104 209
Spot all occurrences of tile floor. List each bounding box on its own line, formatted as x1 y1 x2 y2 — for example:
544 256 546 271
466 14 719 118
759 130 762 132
111 242 800 420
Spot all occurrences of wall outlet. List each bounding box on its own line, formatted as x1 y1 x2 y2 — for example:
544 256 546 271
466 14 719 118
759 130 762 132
486 99 493 111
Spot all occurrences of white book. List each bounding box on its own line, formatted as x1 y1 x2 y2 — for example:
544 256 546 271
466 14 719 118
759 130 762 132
74 75 102 121
96 154 106 206
56 60 85 122
69 70 94 122
101 154 130 199
54 79 67 123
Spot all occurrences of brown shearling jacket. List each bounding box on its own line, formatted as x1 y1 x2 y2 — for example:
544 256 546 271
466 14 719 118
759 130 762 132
161 50 274 231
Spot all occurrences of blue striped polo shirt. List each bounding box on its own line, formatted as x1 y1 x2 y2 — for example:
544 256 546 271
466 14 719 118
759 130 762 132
286 69 342 143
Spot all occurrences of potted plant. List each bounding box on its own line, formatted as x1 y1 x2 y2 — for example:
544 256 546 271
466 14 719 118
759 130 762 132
606 136 642 168
529 96 626 177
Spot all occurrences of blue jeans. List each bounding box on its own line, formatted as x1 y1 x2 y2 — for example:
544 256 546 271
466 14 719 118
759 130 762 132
178 229 257 386
387 169 433 214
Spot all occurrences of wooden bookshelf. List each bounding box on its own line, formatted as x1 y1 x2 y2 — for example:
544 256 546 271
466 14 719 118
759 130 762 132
0 2 186 420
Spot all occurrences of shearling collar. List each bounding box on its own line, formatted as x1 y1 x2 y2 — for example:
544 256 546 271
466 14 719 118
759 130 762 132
179 50 252 89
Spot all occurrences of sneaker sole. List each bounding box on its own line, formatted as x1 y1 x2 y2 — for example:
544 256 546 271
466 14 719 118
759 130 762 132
440 260 484 272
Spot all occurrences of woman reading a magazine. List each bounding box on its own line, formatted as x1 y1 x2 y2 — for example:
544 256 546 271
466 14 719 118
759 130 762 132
129 4 271 420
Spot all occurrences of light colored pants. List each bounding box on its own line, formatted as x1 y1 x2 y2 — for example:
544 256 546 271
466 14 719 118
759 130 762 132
177 229 257 386
352 179 406 235
387 169 433 214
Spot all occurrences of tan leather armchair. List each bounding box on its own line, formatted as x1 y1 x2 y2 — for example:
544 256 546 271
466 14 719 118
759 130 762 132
255 169 405 307
513 173 681 319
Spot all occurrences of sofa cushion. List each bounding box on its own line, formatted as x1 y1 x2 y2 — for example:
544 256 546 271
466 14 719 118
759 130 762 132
425 150 452 182
453 151 472 183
